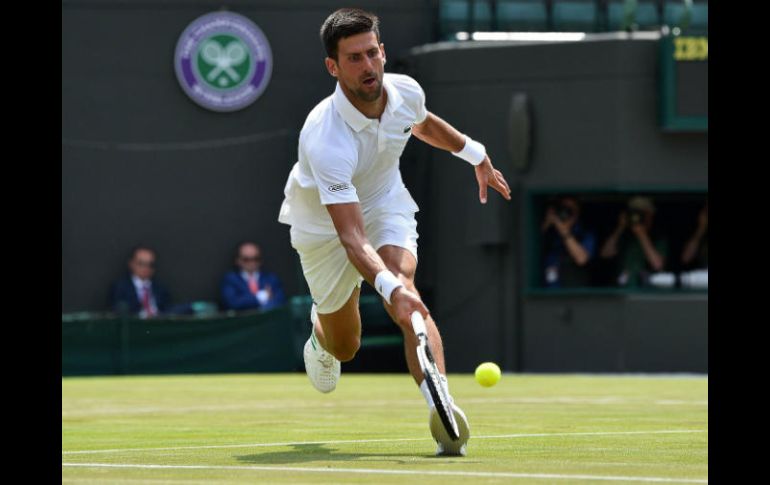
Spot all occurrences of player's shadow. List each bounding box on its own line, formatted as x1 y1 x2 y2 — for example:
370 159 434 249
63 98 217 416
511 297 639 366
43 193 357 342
236 443 473 465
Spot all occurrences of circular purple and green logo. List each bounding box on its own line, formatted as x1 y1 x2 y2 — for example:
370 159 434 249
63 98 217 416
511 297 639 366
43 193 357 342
174 12 272 112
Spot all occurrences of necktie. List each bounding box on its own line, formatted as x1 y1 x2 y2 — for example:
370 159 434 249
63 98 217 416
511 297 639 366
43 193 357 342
142 284 154 316
248 275 259 295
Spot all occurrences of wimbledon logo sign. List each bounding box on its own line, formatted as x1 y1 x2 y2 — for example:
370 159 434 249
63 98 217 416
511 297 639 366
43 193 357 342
174 11 273 112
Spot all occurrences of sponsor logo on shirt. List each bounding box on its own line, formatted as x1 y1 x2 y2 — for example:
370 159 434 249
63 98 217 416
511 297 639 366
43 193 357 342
328 183 351 192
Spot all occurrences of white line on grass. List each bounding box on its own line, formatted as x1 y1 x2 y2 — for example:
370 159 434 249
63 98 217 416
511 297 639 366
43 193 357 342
60 397 707 417
60 463 707 483
62 429 706 455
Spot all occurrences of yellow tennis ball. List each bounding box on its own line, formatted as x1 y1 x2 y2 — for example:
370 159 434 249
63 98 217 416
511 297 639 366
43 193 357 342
475 362 501 387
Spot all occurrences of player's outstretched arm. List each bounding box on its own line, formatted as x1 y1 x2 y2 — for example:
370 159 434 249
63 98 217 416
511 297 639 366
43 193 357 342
412 112 511 204
411 112 466 153
325 202 429 327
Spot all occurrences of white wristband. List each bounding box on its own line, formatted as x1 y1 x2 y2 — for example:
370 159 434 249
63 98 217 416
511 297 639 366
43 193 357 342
374 270 404 305
452 135 486 166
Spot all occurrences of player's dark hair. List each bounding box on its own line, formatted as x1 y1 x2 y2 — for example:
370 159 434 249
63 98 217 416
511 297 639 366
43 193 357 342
320 8 380 60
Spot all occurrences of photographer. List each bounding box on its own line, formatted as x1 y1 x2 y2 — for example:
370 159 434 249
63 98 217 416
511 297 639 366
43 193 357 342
599 196 668 287
678 201 708 290
681 202 708 270
541 196 596 288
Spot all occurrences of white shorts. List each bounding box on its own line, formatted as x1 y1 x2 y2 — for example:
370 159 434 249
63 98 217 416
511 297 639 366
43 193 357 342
290 209 418 314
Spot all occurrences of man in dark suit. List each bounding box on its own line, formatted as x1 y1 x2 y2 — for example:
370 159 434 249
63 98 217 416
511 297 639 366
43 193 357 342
111 245 172 317
220 242 286 311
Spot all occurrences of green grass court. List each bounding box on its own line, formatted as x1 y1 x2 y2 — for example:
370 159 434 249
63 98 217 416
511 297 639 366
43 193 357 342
62 373 707 483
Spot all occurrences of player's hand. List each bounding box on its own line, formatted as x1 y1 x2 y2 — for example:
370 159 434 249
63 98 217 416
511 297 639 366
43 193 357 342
474 157 511 204
390 287 429 331
552 217 571 236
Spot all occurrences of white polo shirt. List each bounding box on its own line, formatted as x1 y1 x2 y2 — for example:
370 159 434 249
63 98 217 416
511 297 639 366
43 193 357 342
278 73 428 235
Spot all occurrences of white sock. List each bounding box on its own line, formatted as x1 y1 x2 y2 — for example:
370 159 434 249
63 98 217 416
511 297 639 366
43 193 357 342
310 303 319 325
420 374 449 408
309 304 325 352
440 374 453 403
310 327 320 351
419 379 434 407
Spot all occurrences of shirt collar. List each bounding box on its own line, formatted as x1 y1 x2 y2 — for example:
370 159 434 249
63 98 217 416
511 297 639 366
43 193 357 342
241 270 259 280
332 74 403 132
382 74 403 113
131 275 151 289
333 83 371 132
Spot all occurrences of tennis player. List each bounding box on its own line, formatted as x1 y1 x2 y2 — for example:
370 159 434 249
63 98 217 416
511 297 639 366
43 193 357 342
278 7 511 456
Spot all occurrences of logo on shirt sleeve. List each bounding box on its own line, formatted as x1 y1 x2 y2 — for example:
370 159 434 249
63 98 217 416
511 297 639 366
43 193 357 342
328 183 351 192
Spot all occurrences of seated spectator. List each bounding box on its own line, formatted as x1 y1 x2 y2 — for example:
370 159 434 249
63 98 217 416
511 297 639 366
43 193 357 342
540 196 596 288
111 245 172 318
220 242 286 311
599 196 668 288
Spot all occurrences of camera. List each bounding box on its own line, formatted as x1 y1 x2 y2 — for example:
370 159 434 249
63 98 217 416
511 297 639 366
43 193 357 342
557 206 574 221
546 198 575 222
628 208 645 224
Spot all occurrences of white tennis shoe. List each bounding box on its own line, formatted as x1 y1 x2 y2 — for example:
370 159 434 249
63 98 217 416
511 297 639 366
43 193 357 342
430 402 470 456
303 304 340 393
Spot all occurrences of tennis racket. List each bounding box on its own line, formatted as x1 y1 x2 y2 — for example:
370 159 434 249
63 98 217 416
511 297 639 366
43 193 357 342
411 311 459 441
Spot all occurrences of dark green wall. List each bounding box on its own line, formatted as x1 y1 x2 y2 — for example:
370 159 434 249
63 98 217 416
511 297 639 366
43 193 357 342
62 0 435 313
63 1 707 373
402 37 707 373
62 295 405 376
62 307 303 376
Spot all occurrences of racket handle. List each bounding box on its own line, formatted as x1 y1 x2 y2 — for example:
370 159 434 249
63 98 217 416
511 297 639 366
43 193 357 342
410 311 427 336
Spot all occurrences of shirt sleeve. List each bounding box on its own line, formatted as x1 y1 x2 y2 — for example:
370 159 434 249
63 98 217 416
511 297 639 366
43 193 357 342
413 80 428 124
304 131 359 205
393 74 428 125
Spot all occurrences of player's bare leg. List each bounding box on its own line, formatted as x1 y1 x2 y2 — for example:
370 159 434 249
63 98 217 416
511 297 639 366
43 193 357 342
377 245 444 384
314 286 362 362
377 244 469 456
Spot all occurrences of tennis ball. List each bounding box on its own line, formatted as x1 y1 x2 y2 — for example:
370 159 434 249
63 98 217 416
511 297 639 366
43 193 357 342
475 362 501 387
